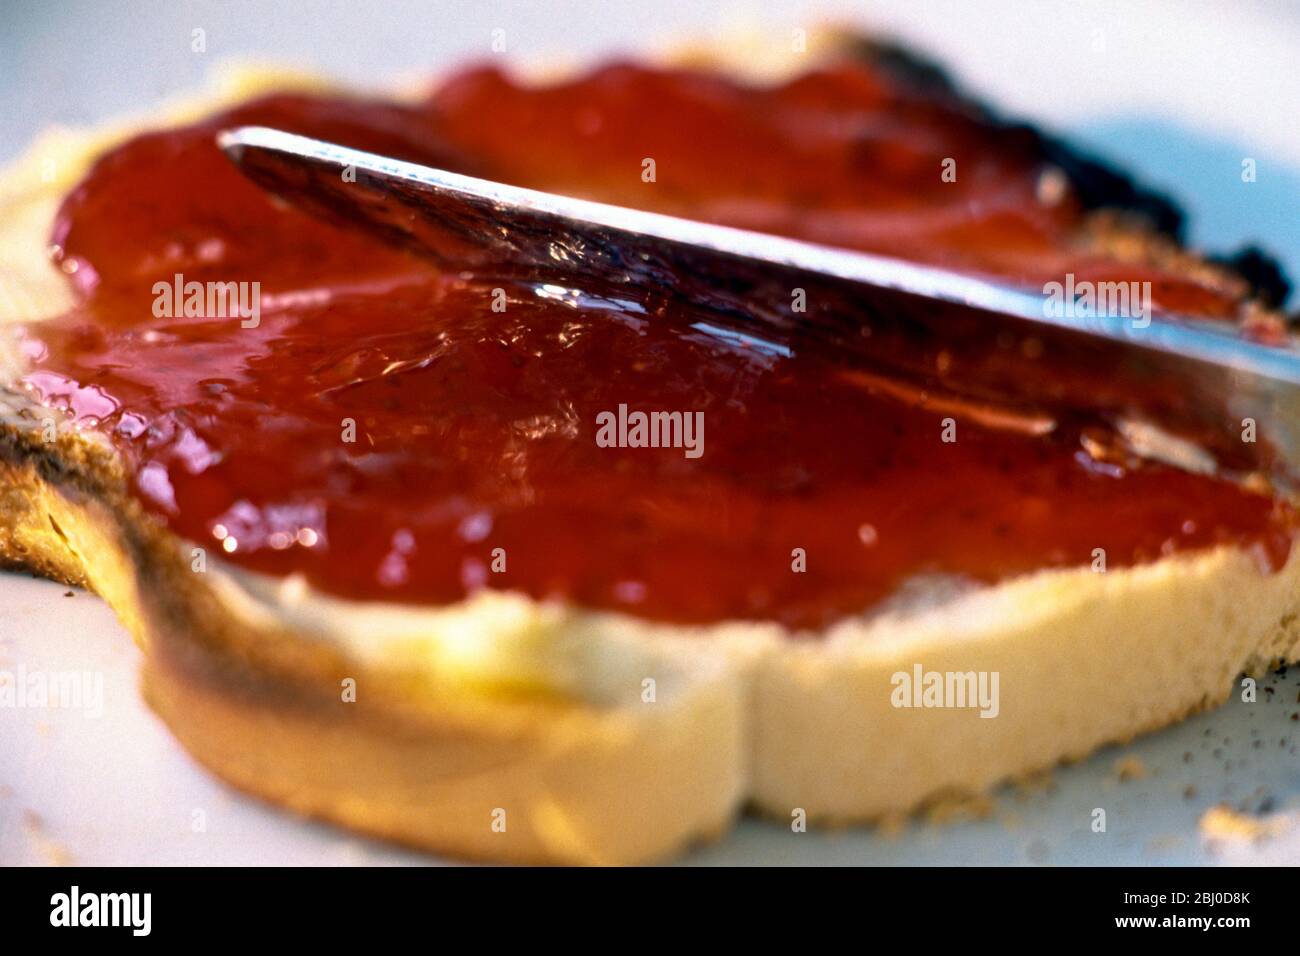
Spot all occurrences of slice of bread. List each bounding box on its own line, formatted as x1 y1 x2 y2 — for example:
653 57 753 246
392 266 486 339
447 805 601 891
4 47 1299 865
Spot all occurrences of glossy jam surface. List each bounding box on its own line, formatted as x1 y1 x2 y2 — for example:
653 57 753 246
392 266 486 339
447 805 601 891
20 58 1294 629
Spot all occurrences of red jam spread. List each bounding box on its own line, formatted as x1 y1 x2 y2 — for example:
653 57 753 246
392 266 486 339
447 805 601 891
17 53 1295 629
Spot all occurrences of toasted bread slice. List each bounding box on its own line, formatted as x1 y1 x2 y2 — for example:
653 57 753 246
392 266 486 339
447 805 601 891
4 50 1300 865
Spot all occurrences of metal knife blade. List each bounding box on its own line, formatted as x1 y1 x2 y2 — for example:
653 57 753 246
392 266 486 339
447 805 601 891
218 124 1300 480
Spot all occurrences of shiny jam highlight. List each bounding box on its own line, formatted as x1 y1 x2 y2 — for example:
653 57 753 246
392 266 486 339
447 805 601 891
19 60 1294 629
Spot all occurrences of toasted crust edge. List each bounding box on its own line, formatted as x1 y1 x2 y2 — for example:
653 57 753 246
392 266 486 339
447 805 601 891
0 437 749 865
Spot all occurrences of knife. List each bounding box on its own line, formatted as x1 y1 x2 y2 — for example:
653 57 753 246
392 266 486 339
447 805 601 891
218 124 1300 481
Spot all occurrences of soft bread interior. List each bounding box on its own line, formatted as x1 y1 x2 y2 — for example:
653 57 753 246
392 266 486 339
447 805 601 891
4 59 1300 864
0 428 749 865
0 66 752 865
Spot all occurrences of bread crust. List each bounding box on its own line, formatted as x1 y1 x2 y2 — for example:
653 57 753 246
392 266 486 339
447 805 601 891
4 54 1300 864
0 426 748 864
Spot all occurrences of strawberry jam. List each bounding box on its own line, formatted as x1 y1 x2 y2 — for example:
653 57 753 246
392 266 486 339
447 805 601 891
16 51 1295 630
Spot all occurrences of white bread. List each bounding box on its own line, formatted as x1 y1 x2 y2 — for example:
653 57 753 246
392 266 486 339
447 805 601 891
3 58 1299 865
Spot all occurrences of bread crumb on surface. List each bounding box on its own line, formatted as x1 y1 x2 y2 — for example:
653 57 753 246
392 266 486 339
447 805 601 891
922 792 995 825
23 809 72 865
1198 804 1291 843
1114 755 1149 781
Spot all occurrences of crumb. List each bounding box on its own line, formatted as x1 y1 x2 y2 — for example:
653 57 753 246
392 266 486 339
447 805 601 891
1183 785 1197 799
63 590 74 597
1199 804 1290 844
1011 769 1057 798
923 793 994 825
22 810 71 866
1114 755 1148 781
